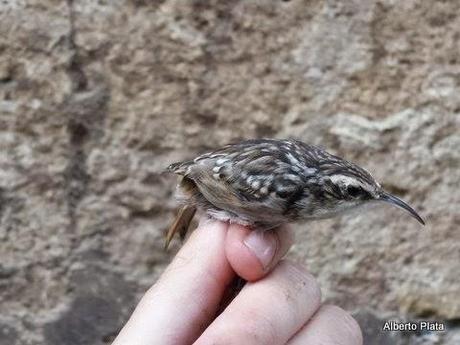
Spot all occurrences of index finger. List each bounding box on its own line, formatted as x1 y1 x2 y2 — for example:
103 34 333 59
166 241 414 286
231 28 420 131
113 218 234 345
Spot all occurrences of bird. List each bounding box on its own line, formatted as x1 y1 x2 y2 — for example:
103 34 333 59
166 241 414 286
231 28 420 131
164 138 425 249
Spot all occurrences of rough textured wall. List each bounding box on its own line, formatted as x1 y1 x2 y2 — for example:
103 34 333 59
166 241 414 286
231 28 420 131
1 0 459 344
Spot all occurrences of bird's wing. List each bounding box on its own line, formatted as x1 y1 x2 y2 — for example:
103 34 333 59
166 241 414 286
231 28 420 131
180 141 307 218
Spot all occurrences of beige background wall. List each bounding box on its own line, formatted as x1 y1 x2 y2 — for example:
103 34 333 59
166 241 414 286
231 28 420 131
1 1 459 344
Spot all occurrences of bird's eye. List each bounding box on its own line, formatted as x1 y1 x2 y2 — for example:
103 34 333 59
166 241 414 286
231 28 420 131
346 185 362 198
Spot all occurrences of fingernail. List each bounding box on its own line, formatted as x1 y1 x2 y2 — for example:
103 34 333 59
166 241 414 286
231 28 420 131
243 231 278 270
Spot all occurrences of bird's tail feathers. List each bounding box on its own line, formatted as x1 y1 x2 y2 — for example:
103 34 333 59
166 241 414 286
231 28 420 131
164 204 197 250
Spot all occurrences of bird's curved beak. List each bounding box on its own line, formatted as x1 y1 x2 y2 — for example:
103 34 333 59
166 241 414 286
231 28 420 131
379 192 425 225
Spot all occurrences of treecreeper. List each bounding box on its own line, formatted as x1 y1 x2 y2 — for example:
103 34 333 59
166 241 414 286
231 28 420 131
165 138 425 249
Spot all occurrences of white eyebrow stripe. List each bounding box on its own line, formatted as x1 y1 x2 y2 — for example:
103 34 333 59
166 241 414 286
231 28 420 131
216 158 229 165
330 174 375 192
330 175 360 186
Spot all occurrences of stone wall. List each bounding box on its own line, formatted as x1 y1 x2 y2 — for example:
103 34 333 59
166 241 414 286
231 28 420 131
1 1 459 344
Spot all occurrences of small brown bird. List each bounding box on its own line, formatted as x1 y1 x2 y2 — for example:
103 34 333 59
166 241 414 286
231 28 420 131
165 138 425 248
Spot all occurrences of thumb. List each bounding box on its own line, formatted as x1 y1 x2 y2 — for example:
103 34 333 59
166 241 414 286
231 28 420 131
225 224 294 281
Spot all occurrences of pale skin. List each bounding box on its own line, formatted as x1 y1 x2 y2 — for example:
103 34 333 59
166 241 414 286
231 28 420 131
113 218 363 345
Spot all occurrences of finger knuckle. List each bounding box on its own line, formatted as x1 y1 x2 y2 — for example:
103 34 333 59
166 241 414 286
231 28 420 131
208 314 278 345
241 313 279 344
279 260 322 304
324 305 363 345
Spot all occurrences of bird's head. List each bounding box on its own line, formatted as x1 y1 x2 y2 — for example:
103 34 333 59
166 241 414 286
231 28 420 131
298 158 425 225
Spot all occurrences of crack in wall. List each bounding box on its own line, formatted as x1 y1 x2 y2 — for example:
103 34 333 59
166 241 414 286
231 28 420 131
66 0 87 92
64 0 109 231
64 0 89 230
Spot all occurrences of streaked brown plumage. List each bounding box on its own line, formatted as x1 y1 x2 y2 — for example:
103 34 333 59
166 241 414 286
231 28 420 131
165 138 424 249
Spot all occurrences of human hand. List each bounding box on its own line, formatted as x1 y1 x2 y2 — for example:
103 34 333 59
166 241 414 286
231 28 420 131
113 218 363 345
